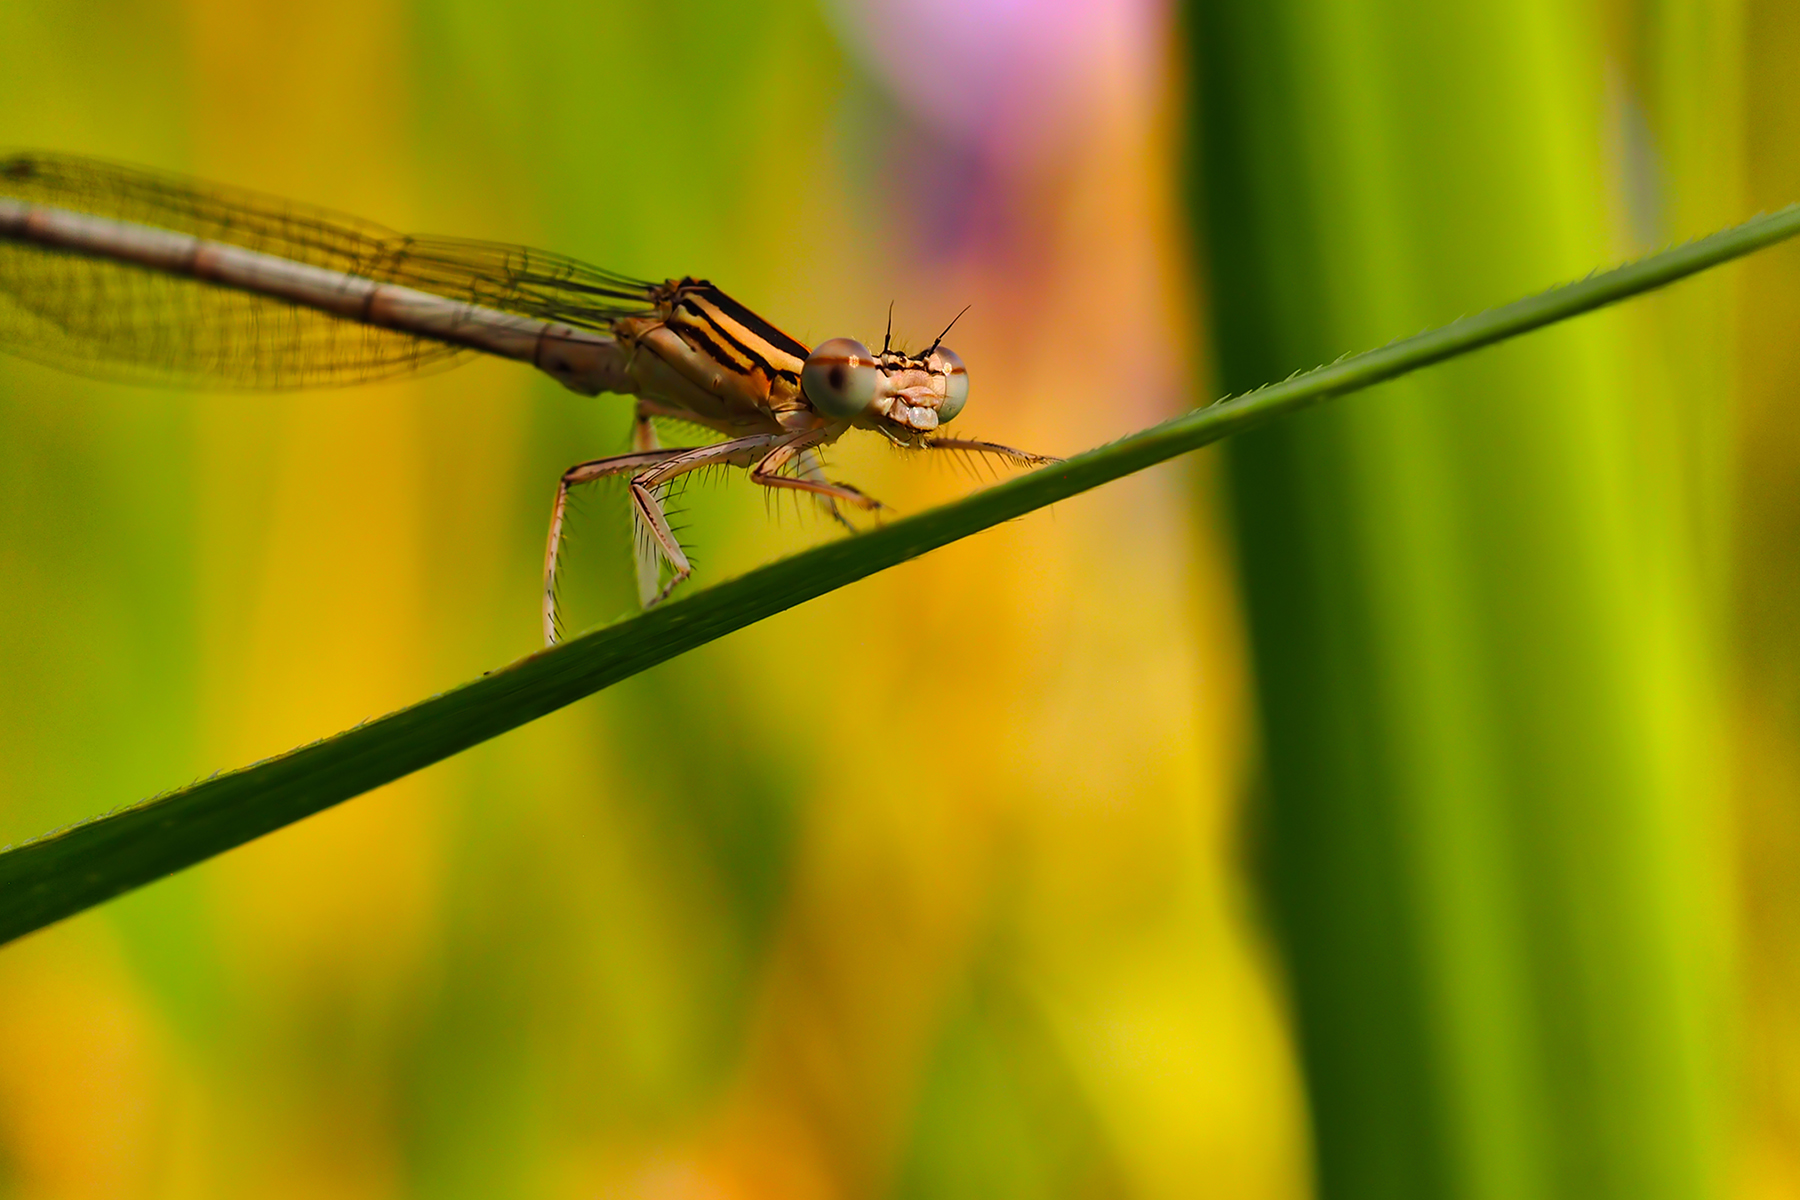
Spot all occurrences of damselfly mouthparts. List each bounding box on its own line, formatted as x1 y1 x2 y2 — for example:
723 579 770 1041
0 152 1055 642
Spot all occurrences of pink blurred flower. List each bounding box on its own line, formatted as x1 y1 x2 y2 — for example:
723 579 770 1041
829 0 1164 164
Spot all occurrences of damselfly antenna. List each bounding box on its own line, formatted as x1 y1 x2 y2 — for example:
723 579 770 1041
883 301 895 355
927 304 972 356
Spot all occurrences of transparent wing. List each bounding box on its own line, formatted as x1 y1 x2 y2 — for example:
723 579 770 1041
0 151 658 389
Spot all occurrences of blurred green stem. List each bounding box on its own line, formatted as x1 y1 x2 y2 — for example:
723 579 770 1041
1188 1 1737 1198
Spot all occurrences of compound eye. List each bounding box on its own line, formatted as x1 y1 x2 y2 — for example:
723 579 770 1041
931 346 969 423
802 338 879 419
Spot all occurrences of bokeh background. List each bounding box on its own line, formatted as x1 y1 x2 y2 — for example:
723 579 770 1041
0 0 1793 1197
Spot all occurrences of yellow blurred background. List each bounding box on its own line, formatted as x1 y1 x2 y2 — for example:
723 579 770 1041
0 0 1303 1196
0 0 1796 1197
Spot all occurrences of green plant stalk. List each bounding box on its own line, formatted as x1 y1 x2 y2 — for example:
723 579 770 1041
1192 3 1743 1198
0 205 1795 947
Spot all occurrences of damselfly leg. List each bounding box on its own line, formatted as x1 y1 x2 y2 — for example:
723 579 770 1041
543 442 699 644
630 408 664 607
544 429 883 642
745 430 883 514
795 445 859 532
919 436 1054 468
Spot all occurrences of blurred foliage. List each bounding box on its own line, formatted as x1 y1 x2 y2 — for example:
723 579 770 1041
1735 0 1800 1194
0 0 1292 1198
1189 0 1741 1198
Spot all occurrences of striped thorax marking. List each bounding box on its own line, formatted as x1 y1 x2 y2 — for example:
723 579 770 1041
647 278 810 414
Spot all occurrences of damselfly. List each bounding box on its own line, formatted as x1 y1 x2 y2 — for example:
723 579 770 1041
0 152 1054 642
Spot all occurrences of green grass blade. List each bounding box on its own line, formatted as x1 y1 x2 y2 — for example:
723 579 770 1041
1191 2 1744 1194
1 202 1796 946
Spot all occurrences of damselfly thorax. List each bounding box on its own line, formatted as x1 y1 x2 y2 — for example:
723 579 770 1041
0 152 1055 642
613 277 969 438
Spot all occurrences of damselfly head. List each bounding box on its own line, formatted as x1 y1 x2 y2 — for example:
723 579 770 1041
800 335 970 435
801 337 880 419
928 345 969 422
